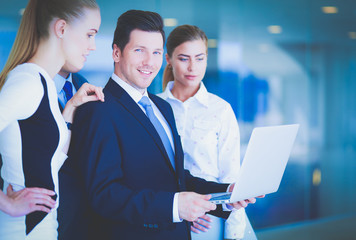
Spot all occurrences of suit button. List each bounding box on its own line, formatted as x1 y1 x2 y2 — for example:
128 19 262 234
144 224 148 228
154 224 158 228
149 224 153 228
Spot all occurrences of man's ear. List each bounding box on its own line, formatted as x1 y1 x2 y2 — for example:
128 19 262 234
112 44 121 63
54 19 67 39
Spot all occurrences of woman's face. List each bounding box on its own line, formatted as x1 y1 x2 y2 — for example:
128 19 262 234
61 7 101 72
167 39 207 90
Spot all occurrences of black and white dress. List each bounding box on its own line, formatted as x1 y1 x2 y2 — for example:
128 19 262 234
0 63 68 239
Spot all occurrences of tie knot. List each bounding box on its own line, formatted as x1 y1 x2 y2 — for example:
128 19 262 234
138 96 151 109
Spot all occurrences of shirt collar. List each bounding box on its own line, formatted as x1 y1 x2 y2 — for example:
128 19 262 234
163 81 209 107
53 73 72 94
111 73 148 103
160 81 176 101
194 82 209 107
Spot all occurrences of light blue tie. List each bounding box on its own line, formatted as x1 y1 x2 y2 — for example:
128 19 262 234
139 96 175 170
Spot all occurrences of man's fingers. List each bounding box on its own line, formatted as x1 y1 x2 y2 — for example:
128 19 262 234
198 194 216 211
192 194 215 211
201 194 211 200
201 200 216 211
179 192 217 222
228 183 235 192
240 200 248 208
230 202 242 210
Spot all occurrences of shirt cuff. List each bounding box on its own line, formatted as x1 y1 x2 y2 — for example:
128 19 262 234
223 203 236 211
173 193 183 223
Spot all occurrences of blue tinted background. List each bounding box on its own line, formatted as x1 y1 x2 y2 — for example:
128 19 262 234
1 0 355 238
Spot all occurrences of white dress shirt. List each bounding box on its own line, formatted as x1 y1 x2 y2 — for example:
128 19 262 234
158 81 246 239
54 73 77 109
111 73 181 223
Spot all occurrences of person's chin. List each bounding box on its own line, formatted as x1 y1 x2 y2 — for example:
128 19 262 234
185 80 200 88
72 63 84 73
64 59 84 73
138 80 153 90
139 75 155 85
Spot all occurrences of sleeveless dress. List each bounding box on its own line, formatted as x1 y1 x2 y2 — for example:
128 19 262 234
0 63 68 239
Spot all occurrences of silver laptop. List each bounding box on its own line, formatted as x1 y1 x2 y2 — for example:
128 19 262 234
209 124 299 204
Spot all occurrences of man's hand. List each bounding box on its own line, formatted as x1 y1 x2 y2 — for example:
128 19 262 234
191 214 212 233
227 183 265 210
178 192 216 222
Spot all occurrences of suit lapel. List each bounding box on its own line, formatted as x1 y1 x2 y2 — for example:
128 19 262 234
105 79 176 174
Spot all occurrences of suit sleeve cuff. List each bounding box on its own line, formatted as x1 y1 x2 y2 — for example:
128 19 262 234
173 192 183 222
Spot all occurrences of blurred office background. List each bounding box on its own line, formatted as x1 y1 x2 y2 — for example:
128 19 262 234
1 0 356 239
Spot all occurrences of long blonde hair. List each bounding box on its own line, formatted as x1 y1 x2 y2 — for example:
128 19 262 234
0 0 98 89
162 25 208 90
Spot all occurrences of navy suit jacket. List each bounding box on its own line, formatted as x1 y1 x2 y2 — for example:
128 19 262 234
57 73 87 240
68 78 229 240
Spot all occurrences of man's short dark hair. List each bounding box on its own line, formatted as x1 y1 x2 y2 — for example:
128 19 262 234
112 10 165 52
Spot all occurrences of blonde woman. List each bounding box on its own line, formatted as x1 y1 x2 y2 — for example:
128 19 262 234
0 0 103 239
158 25 246 240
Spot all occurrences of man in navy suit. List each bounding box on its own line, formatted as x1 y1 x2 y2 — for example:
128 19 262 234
52 67 90 240
68 10 257 240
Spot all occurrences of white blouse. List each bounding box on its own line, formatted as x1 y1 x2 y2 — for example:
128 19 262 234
158 81 240 183
158 81 246 239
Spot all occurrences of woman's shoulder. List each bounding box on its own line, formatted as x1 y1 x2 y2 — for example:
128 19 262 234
206 91 231 107
7 63 44 86
0 64 46 123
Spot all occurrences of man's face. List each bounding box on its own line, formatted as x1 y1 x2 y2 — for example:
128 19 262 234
113 29 164 94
